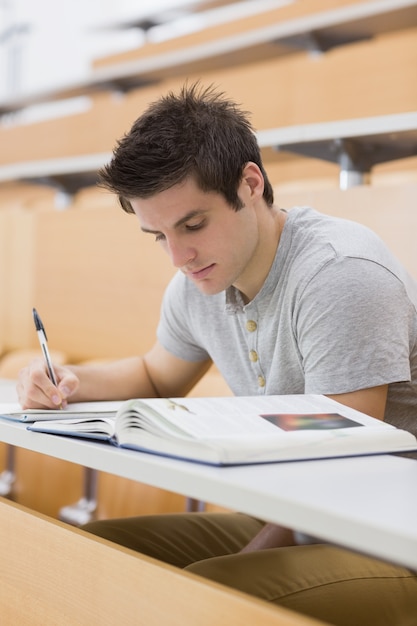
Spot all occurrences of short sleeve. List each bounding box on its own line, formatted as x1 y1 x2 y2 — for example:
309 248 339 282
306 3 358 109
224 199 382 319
296 257 412 394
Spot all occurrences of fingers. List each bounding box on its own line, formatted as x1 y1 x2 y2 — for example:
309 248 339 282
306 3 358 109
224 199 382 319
16 358 79 409
55 364 80 406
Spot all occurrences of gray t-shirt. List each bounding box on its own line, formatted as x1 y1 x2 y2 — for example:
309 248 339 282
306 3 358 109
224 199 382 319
157 207 417 432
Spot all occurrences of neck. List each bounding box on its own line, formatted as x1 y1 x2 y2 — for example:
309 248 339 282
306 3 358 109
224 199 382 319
236 206 286 304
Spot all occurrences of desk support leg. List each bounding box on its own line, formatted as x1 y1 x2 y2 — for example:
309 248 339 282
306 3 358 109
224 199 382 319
186 498 206 512
58 466 98 526
0 444 15 497
338 139 371 189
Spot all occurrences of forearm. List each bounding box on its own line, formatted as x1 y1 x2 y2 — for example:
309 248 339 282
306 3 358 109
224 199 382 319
68 356 158 402
17 342 204 409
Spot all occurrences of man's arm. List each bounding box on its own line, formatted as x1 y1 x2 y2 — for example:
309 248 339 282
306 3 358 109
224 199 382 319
240 384 389 553
327 383 388 420
17 340 211 409
240 523 296 553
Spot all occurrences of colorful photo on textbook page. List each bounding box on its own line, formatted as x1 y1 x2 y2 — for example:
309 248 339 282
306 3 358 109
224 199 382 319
260 413 363 431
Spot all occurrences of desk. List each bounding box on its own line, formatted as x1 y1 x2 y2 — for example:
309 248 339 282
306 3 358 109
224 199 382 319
0 417 416 571
257 111 417 189
0 152 112 200
0 384 328 625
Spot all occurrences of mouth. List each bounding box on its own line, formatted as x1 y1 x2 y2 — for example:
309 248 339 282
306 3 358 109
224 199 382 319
187 263 216 280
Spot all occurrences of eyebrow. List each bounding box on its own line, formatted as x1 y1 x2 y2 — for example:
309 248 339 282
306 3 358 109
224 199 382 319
141 210 206 234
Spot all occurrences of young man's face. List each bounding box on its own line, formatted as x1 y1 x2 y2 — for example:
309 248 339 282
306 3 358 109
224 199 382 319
129 175 263 298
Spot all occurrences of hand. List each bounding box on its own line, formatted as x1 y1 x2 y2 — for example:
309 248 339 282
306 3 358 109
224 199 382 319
240 523 296 553
16 357 80 409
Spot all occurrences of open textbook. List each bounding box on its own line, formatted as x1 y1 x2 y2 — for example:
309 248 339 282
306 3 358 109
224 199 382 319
6 394 415 466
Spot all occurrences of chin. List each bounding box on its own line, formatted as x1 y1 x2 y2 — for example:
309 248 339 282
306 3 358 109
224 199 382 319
192 280 225 296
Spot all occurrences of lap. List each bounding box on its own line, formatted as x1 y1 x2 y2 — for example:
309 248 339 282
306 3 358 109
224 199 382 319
83 512 264 567
84 512 417 625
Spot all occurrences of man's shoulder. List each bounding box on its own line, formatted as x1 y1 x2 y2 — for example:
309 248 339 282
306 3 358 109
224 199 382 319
286 206 388 258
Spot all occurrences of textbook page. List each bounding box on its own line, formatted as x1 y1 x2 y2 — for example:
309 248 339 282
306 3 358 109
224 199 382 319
0 401 123 422
118 394 395 440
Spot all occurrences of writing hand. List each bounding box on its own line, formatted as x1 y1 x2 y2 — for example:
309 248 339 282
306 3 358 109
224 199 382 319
16 357 79 409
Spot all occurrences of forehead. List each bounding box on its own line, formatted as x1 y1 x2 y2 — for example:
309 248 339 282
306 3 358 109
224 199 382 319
129 179 224 231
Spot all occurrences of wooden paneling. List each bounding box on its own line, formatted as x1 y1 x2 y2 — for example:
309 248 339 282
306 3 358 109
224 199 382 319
24 205 174 361
0 210 7 356
0 209 38 353
8 448 186 520
96 472 186 520
12 449 83 517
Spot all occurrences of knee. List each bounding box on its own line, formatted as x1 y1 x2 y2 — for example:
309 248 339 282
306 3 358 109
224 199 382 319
186 545 417 626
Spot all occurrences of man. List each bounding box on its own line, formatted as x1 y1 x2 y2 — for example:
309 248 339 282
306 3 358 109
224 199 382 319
18 84 417 625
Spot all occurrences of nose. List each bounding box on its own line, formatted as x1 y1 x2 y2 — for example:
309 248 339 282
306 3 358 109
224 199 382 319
165 236 196 269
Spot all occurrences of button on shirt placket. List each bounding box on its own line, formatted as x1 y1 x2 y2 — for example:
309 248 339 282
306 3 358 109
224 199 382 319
245 317 266 391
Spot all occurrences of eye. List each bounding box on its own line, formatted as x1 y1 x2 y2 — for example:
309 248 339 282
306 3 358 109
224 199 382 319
185 220 205 232
154 233 166 242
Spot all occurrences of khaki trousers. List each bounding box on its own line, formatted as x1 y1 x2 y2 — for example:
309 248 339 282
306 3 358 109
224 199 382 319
84 513 417 626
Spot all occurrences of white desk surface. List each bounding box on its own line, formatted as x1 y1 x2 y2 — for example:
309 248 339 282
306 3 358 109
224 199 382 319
0 152 112 183
1 413 416 571
256 111 417 148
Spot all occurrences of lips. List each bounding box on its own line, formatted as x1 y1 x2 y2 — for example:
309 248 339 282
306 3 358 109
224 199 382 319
188 263 215 280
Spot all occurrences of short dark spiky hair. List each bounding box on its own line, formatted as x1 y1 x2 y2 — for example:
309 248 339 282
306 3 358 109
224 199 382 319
99 82 274 213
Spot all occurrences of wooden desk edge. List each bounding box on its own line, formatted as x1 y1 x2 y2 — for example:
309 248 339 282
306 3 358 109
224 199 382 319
0 497 326 625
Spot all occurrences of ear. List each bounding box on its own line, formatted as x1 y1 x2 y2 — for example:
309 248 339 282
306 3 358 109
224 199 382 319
240 162 265 200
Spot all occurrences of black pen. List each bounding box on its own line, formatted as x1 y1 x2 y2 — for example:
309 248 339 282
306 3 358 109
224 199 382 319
32 307 59 387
